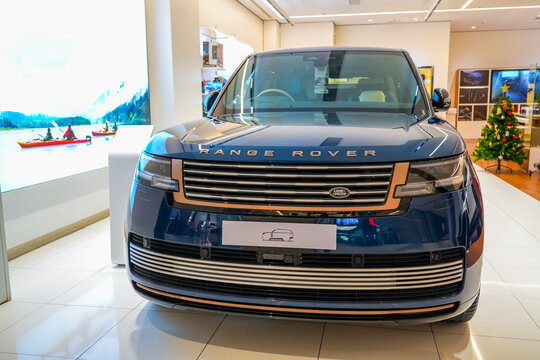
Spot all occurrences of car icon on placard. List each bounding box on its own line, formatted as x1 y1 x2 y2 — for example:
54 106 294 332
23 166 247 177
261 229 294 242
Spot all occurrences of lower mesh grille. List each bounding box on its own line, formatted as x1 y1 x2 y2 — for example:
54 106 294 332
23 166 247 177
129 234 464 302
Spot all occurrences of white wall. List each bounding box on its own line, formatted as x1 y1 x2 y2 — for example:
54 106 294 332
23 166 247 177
2 168 109 251
263 20 280 51
199 0 263 52
281 22 335 49
449 29 540 138
336 22 451 90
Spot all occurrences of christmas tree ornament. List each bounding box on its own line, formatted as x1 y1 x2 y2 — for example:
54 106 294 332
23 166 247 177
501 83 510 93
497 108 502 115
507 122 511 125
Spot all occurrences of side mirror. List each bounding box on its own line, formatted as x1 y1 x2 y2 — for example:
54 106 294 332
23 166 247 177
204 90 220 113
432 88 451 112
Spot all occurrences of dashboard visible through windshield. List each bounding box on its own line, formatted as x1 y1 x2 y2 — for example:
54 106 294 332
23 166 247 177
212 50 429 118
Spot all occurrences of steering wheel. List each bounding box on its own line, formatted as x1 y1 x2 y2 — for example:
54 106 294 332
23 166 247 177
256 88 295 102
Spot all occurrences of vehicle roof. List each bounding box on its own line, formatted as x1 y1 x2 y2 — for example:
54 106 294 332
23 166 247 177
253 46 405 56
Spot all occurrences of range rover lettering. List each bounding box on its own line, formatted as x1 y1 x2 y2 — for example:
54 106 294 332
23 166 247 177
126 47 483 324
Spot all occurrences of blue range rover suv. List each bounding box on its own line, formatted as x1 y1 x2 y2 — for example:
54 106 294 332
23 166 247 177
126 47 483 324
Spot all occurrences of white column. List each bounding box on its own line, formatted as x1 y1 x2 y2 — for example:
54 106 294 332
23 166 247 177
263 20 280 51
145 0 202 132
0 186 11 304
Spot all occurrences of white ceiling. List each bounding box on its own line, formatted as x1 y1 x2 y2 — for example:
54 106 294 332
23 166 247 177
238 0 540 31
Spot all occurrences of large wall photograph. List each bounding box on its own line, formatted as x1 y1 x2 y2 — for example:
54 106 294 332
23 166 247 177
0 0 149 192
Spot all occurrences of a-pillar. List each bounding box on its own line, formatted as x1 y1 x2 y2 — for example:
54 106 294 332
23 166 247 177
145 0 202 132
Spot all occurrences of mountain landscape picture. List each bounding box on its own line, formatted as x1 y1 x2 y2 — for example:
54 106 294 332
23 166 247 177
0 0 149 192
0 0 150 132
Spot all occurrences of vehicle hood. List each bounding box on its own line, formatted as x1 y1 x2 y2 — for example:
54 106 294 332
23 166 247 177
144 112 465 163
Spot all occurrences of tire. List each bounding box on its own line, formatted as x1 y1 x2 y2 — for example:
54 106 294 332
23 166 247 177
446 293 480 323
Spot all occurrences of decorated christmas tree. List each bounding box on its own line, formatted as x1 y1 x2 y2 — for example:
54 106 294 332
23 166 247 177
472 84 526 173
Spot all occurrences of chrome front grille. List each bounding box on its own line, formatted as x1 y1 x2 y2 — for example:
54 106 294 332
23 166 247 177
180 160 395 207
129 242 464 291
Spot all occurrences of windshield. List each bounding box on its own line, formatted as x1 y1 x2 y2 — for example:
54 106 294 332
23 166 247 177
212 50 429 118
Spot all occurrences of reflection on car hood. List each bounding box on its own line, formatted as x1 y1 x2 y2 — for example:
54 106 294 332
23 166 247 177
144 112 465 163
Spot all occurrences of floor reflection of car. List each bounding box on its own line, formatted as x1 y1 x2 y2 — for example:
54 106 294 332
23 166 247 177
261 229 294 242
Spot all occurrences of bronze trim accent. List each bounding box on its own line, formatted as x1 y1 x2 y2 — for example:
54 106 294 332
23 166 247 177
467 226 484 267
136 283 454 315
172 160 409 211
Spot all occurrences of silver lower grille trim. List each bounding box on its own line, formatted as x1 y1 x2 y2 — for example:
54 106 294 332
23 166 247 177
129 244 464 291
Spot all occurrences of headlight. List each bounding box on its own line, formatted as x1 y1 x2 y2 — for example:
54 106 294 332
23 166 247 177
135 152 179 191
395 153 472 197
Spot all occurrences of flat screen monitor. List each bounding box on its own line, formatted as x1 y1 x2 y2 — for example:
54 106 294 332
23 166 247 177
490 69 529 103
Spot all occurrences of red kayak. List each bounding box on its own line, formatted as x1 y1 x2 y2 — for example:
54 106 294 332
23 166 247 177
92 131 116 136
18 138 91 148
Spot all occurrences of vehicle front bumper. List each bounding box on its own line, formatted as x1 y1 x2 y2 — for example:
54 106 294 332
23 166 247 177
125 181 483 324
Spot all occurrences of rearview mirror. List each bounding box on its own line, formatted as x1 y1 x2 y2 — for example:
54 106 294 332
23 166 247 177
432 88 451 112
204 90 220 113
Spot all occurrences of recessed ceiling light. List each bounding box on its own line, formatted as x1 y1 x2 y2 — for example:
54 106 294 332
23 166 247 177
436 5 540 13
260 0 284 20
368 19 373 22
471 25 476 29
289 5 540 20
413 17 418 21
290 10 426 19
461 0 474 10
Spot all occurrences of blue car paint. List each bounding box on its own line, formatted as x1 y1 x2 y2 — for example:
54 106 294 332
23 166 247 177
126 48 483 324
143 112 464 163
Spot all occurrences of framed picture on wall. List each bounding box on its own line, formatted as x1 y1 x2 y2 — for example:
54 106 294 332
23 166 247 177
418 66 434 98
459 70 489 87
459 88 489 104
473 105 488 121
458 105 472 121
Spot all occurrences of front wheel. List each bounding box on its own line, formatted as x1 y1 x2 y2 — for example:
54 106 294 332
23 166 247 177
446 293 479 323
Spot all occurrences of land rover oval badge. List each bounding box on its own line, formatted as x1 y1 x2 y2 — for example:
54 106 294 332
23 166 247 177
329 187 351 199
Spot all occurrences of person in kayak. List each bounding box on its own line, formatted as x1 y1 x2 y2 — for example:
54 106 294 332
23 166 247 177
103 122 109 132
43 128 53 141
63 124 76 140
112 121 118 132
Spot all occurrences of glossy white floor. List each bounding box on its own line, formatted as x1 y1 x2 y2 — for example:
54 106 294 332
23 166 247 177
1 166 540 360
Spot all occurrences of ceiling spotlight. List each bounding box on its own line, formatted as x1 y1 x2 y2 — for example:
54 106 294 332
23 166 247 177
368 19 373 22
471 25 476 29
413 17 418 20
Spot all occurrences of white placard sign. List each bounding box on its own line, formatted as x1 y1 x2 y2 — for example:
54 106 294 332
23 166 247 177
222 221 337 250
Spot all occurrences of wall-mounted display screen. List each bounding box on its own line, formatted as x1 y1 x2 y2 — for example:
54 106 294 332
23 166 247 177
0 0 149 192
490 69 529 103
460 70 489 87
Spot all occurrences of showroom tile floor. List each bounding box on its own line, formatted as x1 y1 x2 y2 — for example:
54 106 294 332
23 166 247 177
1 166 540 359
